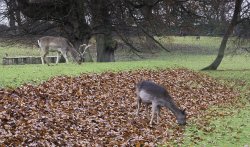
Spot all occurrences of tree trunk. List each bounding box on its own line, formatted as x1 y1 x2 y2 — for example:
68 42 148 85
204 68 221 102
96 34 116 62
15 2 22 27
7 0 16 29
142 2 156 50
202 0 243 70
96 34 108 62
69 0 91 46
91 0 116 62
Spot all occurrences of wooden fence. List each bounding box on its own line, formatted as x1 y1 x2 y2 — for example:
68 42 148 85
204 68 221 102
2 56 66 65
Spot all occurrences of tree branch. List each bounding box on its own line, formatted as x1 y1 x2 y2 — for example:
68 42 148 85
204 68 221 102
138 25 170 52
114 28 142 53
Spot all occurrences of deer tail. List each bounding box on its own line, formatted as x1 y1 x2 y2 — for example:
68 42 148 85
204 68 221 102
37 39 41 47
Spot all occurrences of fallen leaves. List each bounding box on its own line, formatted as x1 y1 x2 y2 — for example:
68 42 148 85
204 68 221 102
0 68 239 146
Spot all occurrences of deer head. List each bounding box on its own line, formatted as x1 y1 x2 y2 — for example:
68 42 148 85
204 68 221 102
79 44 92 61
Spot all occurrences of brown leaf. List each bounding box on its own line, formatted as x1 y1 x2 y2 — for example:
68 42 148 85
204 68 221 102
0 68 239 146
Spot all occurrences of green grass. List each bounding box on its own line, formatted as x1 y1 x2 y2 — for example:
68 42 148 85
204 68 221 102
1 36 250 146
183 104 250 147
171 36 222 47
2 54 250 88
0 45 40 59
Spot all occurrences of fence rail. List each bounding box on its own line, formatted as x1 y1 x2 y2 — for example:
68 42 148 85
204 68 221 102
2 56 65 65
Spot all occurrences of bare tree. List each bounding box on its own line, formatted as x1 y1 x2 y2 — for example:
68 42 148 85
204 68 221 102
16 0 91 45
5 0 247 63
202 0 244 70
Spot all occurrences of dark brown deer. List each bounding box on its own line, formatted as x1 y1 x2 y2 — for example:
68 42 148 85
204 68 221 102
196 36 200 40
37 36 91 65
136 80 186 126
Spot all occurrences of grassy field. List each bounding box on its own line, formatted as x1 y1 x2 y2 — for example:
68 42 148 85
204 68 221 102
1 55 250 88
183 104 250 146
0 36 250 146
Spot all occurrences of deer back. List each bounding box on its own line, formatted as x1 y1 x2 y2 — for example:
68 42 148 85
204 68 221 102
137 81 169 98
38 36 72 51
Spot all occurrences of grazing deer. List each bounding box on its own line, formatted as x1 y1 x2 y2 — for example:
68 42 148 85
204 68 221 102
37 36 91 65
196 36 200 40
136 80 186 126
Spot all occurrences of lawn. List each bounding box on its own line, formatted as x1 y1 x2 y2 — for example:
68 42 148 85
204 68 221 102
183 104 250 146
1 54 250 88
0 36 250 146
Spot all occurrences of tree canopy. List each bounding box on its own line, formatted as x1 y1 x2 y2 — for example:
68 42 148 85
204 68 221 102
0 0 249 64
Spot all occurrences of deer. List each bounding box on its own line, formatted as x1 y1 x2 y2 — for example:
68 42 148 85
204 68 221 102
37 36 91 65
136 80 186 126
196 36 200 40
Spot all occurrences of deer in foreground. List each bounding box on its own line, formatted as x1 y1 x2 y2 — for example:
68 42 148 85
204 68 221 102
136 80 186 126
37 36 91 65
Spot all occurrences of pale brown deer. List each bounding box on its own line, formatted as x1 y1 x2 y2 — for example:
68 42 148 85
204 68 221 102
136 80 186 126
37 36 91 65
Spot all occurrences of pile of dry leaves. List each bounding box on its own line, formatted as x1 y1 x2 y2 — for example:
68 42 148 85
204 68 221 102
0 68 239 146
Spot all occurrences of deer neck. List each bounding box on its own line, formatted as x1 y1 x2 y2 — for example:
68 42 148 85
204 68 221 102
164 98 183 116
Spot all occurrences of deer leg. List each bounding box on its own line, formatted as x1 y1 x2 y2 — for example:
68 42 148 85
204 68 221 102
40 49 46 65
62 52 69 64
56 52 61 64
41 56 45 65
145 104 150 118
150 103 157 125
136 97 141 116
45 54 50 66
156 106 161 124
41 51 49 65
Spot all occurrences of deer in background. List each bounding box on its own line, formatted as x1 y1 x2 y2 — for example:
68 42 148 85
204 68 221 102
37 36 91 65
136 80 186 126
196 36 200 40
